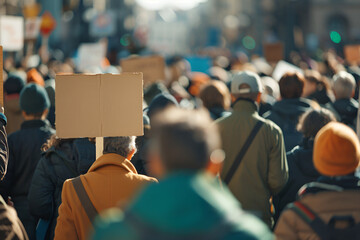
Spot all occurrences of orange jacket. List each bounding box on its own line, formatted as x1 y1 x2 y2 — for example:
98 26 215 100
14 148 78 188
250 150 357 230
54 153 157 240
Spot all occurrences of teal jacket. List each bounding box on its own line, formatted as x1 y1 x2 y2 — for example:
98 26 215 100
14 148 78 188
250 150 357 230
91 172 273 240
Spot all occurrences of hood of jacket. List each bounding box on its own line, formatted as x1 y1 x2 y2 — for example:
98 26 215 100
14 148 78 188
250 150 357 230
271 98 313 118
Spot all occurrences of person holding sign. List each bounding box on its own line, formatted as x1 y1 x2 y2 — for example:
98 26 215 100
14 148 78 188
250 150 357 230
54 136 157 240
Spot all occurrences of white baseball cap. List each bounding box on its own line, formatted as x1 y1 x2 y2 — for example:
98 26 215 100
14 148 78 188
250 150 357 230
231 71 263 94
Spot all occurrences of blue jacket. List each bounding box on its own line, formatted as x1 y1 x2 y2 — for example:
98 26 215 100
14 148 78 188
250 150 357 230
92 172 273 240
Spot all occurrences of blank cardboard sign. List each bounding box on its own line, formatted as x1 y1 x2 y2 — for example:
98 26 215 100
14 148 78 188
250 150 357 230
56 73 143 138
264 42 284 63
120 55 165 86
344 45 360 64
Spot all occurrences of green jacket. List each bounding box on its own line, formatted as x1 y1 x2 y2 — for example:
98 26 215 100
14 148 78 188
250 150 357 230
91 172 273 240
216 100 288 227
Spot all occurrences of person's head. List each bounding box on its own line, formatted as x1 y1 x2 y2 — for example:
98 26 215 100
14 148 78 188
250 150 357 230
26 68 45 87
230 71 263 103
303 70 322 97
149 107 223 177
146 93 179 121
260 76 280 104
20 83 50 120
333 71 356 100
4 75 25 95
313 122 360 177
103 136 137 159
42 134 75 152
297 108 336 139
199 81 231 110
279 72 305 99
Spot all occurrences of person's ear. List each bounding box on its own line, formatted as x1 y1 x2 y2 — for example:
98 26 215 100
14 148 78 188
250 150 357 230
206 149 225 176
256 92 262 104
148 151 165 179
127 148 136 160
351 89 355 98
231 94 237 103
22 111 27 118
42 109 49 119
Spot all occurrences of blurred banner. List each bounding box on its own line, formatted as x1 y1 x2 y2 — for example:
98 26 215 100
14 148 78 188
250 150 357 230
0 16 24 51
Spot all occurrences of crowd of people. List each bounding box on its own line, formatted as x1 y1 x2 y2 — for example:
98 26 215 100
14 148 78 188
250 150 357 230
0 47 359 240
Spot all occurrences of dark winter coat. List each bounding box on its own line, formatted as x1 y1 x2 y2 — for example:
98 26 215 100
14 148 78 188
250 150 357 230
332 98 358 130
28 138 95 240
0 119 55 240
264 98 313 152
273 138 321 223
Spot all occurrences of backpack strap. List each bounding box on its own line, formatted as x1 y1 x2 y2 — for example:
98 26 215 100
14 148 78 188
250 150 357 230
224 121 264 185
71 177 98 225
288 201 330 240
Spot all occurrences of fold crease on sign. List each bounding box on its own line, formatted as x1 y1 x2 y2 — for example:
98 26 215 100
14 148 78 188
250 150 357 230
55 73 143 139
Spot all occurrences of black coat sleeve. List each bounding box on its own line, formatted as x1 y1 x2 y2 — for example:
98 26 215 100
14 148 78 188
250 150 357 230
28 156 55 220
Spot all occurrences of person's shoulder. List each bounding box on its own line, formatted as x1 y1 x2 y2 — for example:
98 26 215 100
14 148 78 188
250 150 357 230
259 116 283 134
92 209 135 240
134 173 158 184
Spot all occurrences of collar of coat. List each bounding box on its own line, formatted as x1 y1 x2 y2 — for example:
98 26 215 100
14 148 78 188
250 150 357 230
21 119 52 129
298 175 360 198
88 153 137 174
232 98 259 113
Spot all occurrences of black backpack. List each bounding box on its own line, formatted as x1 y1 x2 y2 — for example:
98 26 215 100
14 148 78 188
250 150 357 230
288 201 360 240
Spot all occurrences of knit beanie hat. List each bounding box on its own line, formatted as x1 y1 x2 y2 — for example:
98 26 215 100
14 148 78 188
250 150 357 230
27 68 45 87
313 122 360 176
20 83 50 114
4 75 25 94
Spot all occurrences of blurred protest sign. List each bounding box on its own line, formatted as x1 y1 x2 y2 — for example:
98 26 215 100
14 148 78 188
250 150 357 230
121 55 166 86
0 46 3 105
0 16 24 51
263 42 284 63
90 11 116 37
344 45 360 65
186 56 212 74
25 17 41 40
56 73 143 139
40 11 56 36
77 42 106 72
272 60 303 81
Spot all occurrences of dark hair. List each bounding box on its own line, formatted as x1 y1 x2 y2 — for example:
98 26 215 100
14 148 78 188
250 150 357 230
279 72 305 99
297 108 336 138
42 135 75 152
151 108 220 172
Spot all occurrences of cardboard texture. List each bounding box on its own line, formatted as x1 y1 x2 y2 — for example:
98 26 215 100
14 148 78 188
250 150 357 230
263 42 284 63
344 45 360 64
0 46 3 105
56 73 143 138
120 55 165 85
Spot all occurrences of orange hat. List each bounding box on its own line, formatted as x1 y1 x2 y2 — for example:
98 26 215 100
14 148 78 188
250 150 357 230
313 122 360 176
27 68 45 87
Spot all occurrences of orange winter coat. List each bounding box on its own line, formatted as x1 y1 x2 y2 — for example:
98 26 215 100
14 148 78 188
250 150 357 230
54 153 158 240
